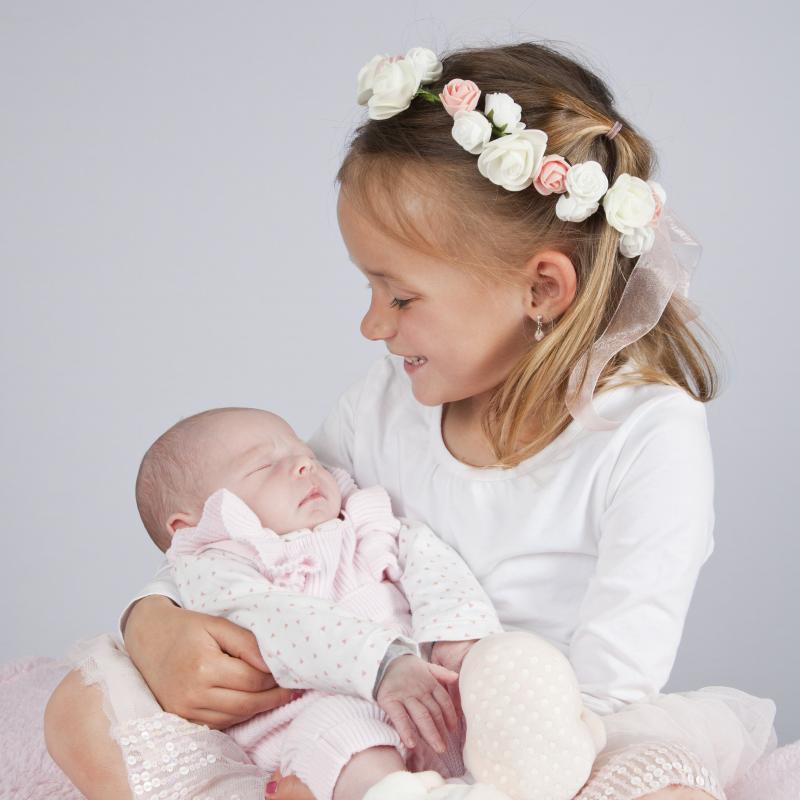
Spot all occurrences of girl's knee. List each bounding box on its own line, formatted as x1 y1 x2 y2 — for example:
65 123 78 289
45 668 131 799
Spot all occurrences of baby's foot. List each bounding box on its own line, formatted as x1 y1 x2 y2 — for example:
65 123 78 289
460 631 606 800
363 770 445 799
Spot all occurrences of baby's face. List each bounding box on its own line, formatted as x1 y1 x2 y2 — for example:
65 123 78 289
198 409 342 534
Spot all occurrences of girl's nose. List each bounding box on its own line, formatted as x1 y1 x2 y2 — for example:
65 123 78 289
360 297 396 342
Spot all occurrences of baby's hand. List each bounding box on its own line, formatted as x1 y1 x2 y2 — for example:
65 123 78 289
375 654 459 754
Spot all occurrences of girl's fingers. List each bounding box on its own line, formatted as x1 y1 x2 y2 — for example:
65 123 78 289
204 686 295 720
210 653 279 693
383 699 418 749
432 682 459 733
406 697 445 754
428 663 459 685
450 680 463 722
206 616 271 673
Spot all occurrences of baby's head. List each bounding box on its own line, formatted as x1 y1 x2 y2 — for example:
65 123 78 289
135 408 342 551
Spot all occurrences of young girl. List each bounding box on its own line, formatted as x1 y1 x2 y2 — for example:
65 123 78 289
46 41 776 800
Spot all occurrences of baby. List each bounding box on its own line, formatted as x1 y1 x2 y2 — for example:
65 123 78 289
136 407 605 800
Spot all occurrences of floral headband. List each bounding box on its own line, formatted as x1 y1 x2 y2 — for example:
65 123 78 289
356 47 665 259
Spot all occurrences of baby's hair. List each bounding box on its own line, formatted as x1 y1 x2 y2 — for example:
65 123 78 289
337 40 719 467
135 408 240 551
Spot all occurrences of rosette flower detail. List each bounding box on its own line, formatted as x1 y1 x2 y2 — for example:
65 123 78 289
356 47 443 121
439 79 481 116
555 161 609 222
484 92 525 133
477 129 548 192
603 173 663 257
534 155 570 196
451 110 493 154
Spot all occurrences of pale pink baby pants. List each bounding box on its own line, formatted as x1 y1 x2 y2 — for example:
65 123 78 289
228 688 466 800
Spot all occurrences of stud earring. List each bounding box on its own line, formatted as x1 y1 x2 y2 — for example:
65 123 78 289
534 314 545 342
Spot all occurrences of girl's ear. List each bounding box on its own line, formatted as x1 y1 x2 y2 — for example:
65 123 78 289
522 249 578 321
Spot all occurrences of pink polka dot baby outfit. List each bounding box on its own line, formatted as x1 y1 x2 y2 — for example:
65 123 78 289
166 469 503 800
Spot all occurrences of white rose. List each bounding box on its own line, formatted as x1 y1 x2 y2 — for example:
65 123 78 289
602 173 657 235
476 129 548 192
484 93 523 132
452 110 493 154
356 54 389 105
405 47 443 84
367 59 421 120
619 226 656 258
564 161 609 205
555 193 599 223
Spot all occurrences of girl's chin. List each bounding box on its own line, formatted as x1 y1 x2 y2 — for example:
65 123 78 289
408 378 447 407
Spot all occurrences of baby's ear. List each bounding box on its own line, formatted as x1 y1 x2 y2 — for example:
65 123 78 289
166 512 196 536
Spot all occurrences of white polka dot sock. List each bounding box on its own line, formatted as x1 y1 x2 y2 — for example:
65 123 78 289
460 632 605 800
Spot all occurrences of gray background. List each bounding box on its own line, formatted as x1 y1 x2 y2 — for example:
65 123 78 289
1 1 797 744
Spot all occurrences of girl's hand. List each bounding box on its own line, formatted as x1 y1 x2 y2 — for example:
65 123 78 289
375 654 459 754
124 595 294 728
430 639 477 719
430 639 476 674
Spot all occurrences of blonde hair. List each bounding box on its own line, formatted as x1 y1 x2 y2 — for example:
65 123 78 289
336 41 719 467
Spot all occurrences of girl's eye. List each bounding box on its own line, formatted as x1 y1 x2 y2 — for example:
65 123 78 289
390 297 413 309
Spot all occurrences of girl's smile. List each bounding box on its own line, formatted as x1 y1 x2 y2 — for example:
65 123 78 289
337 190 536 413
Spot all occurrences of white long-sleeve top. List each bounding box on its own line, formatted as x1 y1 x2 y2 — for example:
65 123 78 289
128 355 715 715
165 480 502 702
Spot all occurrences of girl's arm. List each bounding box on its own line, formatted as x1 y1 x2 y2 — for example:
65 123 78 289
570 395 773 798
570 394 715 715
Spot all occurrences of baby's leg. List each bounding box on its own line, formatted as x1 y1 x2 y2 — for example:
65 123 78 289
333 745 406 800
281 693 408 800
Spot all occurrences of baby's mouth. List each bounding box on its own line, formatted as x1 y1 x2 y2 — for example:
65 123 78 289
299 486 324 507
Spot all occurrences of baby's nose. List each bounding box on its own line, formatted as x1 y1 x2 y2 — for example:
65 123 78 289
295 456 315 476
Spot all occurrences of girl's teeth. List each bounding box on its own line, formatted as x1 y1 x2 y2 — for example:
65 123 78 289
405 356 427 365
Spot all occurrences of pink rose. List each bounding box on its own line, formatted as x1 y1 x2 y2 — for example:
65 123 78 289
439 79 481 117
533 155 570 195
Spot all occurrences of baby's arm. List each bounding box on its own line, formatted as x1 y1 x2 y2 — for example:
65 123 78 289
395 518 504 646
173 550 420 702
346 485 503 644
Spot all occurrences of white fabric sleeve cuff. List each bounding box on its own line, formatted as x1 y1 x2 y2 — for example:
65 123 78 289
371 638 420 699
118 560 182 638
